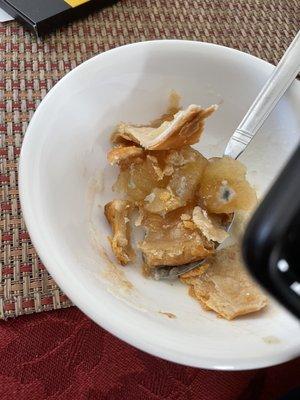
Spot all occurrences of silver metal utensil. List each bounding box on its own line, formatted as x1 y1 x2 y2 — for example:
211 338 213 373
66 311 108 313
154 30 300 280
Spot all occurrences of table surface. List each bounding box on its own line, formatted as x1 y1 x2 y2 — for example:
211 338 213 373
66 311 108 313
0 0 299 398
0 307 300 400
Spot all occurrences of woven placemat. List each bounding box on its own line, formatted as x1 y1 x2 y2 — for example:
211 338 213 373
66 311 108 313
0 0 299 319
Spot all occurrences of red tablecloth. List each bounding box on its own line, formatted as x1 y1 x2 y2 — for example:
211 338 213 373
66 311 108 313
0 308 299 400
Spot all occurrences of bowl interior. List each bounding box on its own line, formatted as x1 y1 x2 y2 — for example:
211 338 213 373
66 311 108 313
20 41 300 370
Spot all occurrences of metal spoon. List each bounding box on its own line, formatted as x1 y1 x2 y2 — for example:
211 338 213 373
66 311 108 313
154 30 300 280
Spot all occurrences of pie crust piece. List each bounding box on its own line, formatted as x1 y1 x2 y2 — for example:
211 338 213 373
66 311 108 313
181 245 268 320
104 200 135 265
112 104 217 150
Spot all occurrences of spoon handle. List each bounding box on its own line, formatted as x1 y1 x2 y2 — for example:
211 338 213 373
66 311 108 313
224 30 300 160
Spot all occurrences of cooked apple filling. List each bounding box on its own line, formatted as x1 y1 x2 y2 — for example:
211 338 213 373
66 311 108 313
104 94 267 319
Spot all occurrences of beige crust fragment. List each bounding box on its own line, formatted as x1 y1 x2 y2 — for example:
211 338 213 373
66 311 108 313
192 206 229 243
144 187 184 215
107 146 144 166
146 155 164 180
181 245 268 320
111 104 217 150
104 200 135 265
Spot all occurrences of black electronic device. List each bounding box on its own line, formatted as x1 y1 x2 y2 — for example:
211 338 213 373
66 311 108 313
243 145 300 318
0 0 117 35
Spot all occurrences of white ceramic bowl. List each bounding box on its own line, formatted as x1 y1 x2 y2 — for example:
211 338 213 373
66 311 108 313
19 40 300 370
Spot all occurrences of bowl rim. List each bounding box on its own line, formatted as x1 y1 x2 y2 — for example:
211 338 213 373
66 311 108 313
19 39 300 371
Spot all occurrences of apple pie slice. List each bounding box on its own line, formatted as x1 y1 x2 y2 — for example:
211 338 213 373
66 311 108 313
103 94 266 320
